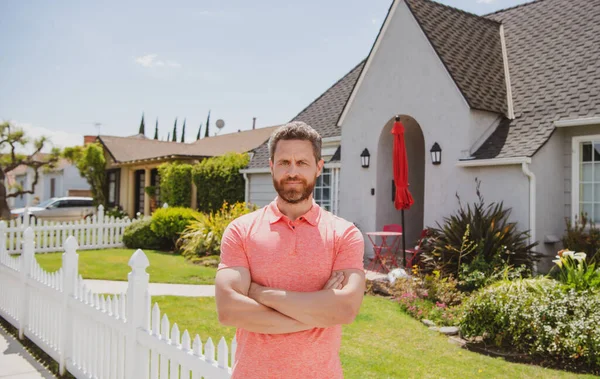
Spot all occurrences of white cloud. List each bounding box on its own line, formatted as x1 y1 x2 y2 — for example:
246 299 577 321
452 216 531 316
4 121 83 154
135 54 182 69
372 18 380 25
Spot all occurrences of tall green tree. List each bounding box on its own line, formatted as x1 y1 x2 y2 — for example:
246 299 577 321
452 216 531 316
167 132 171 141
196 123 202 140
204 110 211 138
172 118 178 142
154 118 159 140
0 122 60 219
181 119 186 143
63 143 107 207
139 113 145 135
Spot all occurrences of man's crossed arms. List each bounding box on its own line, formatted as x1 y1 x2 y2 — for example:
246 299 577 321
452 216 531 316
215 268 366 334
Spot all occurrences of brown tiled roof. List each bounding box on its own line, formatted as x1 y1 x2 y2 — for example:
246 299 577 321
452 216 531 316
475 0 600 159
246 61 365 169
405 0 507 115
99 126 279 164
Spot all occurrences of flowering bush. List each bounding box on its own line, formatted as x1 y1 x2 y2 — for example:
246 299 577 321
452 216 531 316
460 278 600 372
550 249 600 292
395 291 464 326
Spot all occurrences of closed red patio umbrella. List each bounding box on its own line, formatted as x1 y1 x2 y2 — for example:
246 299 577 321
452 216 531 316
392 115 414 266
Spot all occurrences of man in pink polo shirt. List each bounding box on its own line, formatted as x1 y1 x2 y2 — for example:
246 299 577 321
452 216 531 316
215 121 366 378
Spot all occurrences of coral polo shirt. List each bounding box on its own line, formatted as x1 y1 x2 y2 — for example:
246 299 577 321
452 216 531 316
218 198 365 379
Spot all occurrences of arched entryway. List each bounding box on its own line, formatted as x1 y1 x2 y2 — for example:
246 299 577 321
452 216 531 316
375 115 425 249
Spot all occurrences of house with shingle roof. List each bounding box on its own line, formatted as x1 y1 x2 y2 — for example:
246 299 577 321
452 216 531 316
95 126 278 217
242 0 600 272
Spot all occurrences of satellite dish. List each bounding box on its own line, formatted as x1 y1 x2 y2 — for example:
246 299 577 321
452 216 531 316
216 119 225 129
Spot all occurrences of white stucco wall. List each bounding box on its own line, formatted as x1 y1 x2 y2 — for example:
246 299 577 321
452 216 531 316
338 0 529 257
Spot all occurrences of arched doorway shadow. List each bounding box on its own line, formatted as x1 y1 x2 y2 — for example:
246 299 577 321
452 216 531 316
375 115 425 251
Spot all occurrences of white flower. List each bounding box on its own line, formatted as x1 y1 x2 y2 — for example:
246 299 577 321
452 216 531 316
573 252 587 261
561 250 575 258
552 259 563 267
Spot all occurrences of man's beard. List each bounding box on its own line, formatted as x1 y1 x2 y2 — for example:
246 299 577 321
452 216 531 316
273 176 316 204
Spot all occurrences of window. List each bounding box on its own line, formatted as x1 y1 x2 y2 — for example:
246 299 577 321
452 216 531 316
314 168 332 212
573 137 600 223
19 180 25 200
106 169 120 207
50 178 56 198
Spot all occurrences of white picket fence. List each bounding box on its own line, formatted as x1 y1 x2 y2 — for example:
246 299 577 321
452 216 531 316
0 226 234 378
5 205 132 254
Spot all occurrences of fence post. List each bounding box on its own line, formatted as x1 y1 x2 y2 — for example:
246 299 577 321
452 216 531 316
22 207 29 229
97 205 105 248
0 221 6 261
18 227 34 339
125 249 150 379
59 236 79 375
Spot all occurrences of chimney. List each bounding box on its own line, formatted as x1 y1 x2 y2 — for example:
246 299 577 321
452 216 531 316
252 117 256 130
84 135 97 145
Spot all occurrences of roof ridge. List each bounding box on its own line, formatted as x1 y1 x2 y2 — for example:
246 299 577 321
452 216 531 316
409 0 500 25
290 59 366 122
483 0 546 17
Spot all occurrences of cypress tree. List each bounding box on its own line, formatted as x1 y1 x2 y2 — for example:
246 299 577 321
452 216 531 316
196 123 202 140
172 118 178 142
153 118 159 140
204 110 211 138
139 113 145 135
181 119 186 143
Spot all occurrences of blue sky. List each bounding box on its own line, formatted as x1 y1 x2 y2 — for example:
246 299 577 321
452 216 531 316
0 0 532 150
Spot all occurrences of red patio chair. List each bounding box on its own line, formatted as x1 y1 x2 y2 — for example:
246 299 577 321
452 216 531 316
404 229 430 269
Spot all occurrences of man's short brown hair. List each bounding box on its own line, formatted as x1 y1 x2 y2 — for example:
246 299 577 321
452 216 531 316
268 121 322 163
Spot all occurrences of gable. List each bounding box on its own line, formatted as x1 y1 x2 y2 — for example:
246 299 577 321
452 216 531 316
339 0 508 126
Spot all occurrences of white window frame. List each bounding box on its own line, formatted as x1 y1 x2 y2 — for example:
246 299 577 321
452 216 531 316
313 163 341 215
571 135 600 223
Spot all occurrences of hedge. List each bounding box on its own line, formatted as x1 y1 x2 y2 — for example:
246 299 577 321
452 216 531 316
192 152 249 213
158 162 193 207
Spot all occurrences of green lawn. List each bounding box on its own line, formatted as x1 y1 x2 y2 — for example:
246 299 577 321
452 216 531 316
151 295 597 379
34 248 217 284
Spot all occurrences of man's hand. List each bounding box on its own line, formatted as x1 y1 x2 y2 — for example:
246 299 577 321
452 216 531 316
322 271 345 290
249 271 346 304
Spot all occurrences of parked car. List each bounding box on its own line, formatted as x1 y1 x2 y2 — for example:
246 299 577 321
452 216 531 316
11 197 96 222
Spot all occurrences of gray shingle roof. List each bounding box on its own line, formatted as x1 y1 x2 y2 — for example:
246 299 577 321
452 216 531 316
475 0 600 159
406 0 508 116
246 61 365 169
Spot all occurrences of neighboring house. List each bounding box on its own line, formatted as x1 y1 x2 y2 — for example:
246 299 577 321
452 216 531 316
96 126 278 218
242 0 600 273
7 155 91 209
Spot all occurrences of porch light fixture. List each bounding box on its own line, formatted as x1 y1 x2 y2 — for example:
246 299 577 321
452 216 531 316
360 148 371 168
430 143 442 165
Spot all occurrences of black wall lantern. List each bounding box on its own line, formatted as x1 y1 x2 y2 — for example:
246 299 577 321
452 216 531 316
360 148 371 168
430 142 442 165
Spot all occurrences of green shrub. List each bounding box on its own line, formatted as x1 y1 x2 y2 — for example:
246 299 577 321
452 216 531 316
562 213 600 262
420 179 537 285
150 207 201 250
158 162 193 207
422 270 464 306
123 218 167 250
460 278 600 372
192 153 250 213
549 249 600 292
178 202 256 259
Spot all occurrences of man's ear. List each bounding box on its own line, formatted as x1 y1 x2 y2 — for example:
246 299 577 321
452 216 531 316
316 159 325 177
269 159 274 175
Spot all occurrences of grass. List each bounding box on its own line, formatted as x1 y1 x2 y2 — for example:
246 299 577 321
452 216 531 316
151 295 598 379
34 248 217 284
